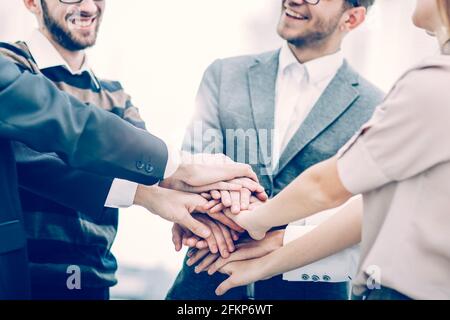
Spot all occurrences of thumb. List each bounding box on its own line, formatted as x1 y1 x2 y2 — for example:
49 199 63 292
180 214 211 239
215 277 234 296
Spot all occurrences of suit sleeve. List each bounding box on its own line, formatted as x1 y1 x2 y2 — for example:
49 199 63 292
0 55 168 185
182 59 224 154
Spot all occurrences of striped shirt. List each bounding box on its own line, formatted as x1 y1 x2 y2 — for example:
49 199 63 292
0 40 146 290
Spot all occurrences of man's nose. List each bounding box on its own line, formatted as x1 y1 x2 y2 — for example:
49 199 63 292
287 0 306 7
77 0 99 14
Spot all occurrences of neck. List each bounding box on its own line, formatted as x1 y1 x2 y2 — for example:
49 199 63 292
40 28 86 71
288 38 341 63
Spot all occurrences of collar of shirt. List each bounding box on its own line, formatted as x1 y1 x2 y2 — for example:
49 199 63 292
278 42 344 86
26 29 92 76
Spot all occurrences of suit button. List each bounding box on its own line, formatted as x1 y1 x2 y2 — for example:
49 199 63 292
145 164 154 174
301 274 309 281
323 275 331 282
136 161 145 170
312 275 320 282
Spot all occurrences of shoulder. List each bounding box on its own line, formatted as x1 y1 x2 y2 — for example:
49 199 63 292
390 56 450 108
204 50 279 76
0 41 36 72
97 78 125 93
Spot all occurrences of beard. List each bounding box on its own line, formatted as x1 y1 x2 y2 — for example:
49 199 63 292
41 0 101 51
279 11 343 49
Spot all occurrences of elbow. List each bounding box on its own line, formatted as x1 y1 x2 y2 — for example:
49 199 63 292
308 165 352 210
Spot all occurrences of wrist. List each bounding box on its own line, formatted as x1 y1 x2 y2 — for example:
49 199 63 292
270 229 285 251
134 184 160 209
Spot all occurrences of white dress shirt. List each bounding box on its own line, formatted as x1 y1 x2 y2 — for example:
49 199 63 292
273 44 359 283
25 30 179 209
272 43 344 170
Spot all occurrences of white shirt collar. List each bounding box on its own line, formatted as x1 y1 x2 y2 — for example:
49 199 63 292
26 29 91 75
278 42 344 85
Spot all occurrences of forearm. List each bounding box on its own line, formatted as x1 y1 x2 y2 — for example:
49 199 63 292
0 58 168 185
258 197 362 280
252 157 353 231
15 142 112 217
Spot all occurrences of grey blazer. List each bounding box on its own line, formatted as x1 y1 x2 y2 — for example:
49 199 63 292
169 49 385 300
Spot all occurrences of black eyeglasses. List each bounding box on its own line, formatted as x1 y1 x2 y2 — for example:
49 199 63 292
59 0 104 4
303 0 360 7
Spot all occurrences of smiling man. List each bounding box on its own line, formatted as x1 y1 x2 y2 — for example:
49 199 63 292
0 0 169 300
0 0 153 300
167 0 383 300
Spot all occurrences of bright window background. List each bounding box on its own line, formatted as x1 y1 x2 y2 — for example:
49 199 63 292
0 0 439 299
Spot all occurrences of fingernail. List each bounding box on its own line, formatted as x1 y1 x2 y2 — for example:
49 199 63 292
194 267 199 274
187 260 192 266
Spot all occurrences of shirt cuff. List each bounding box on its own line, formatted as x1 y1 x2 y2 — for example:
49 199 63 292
104 178 138 208
337 137 390 195
282 225 360 283
163 145 181 179
283 224 316 246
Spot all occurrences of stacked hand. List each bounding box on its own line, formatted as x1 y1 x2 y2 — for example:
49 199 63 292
134 152 266 241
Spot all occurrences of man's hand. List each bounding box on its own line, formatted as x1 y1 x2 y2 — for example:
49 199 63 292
186 230 284 274
204 179 268 215
134 184 211 239
215 258 272 296
162 153 259 191
172 215 238 259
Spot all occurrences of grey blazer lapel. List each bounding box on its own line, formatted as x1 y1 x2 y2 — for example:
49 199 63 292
248 50 279 180
276 61 360 174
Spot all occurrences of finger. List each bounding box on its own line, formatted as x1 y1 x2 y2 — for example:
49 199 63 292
207 212 245 233
230 191 241 214
185 236 200 248
172 224 183 252
220 191 232 208
230 178 265 193
255 191 269 202
195 240 209 250
240 188 251 210
231 229 240 241
187 248 197 258
204 199 220 211
186 248 210 267
195 253 220 274
218 223 235 253
208 220 229 258
201 193 212 200
188 182 242 193
208 256 233 276
224 163 258 183
179 214 211 239
215 277 235 296
211 190 221 200
209 203 225 214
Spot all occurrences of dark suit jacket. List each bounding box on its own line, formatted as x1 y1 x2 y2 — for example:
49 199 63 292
0 56 168 299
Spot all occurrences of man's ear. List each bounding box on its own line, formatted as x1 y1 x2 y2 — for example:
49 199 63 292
341 7 367 32
23 0 42 15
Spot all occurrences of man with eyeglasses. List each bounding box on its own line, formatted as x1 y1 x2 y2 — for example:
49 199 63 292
167 0 383 300
0 0 262 300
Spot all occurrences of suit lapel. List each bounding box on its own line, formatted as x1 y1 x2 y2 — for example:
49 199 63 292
248 51 280 181
276 61 360 174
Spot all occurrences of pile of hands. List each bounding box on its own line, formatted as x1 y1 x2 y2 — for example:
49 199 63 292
135 152 285 295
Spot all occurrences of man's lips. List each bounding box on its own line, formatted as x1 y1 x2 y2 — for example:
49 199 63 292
284 7 309 20
68 15 98 29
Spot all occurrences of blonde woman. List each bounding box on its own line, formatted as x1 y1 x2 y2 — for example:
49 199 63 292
214 0 450 300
